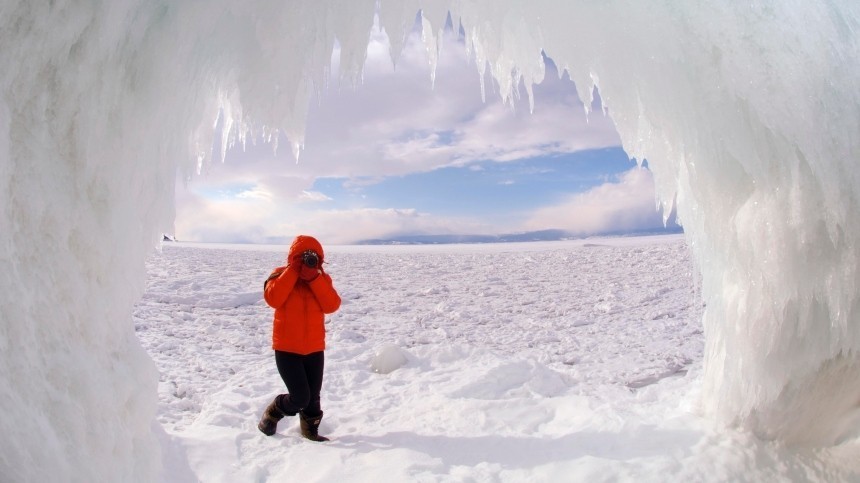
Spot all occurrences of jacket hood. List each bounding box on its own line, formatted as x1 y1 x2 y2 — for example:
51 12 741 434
288 235 325 261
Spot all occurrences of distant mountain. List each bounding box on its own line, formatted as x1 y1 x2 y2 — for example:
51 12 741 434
355 226 683 245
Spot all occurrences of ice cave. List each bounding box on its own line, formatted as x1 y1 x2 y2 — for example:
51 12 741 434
1 0 858 480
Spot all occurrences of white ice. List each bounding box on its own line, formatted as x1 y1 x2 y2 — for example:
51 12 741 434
135 236 858 481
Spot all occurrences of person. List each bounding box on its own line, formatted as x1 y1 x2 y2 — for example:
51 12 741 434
257 235 341 441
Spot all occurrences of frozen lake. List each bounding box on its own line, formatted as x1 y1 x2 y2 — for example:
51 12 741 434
134 234 855 481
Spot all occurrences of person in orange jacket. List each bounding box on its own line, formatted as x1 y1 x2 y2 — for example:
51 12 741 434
257 235 341 441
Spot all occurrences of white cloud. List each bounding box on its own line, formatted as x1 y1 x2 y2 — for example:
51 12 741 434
299 190 333 202
175 188 494 244
174 186 273 243
235 186 273 201
523 168 670 236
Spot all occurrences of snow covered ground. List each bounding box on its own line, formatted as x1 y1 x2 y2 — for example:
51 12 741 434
134 235 858 482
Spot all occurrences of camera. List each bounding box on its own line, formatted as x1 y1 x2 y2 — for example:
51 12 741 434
301 250 319 268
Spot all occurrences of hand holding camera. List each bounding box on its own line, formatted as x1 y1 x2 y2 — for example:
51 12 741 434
298 250 320 282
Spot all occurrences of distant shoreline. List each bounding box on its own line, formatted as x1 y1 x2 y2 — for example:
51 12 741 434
164 232 687 254
166 227 683 248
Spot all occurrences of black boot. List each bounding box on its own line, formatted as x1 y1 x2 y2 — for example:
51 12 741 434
299 411 329 442
258 398 286 436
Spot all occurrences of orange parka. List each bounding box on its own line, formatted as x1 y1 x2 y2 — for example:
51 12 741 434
264 235 341 354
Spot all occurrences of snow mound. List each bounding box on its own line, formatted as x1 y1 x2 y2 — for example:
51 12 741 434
371 343 410 374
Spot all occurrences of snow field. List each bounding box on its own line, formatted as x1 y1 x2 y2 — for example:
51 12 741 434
134 236 858 481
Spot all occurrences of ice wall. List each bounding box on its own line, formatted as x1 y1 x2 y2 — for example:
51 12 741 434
0 3 174 480
1 0 858 480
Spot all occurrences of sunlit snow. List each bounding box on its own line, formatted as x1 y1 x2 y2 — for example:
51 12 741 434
134 237 857 481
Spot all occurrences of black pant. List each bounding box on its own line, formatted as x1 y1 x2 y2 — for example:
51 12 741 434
274 350 324 417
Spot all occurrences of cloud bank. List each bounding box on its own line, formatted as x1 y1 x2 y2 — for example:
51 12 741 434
524 168 674 236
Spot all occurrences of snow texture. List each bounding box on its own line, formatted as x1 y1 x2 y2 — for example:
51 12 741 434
1 0 859 480
135 237 858 481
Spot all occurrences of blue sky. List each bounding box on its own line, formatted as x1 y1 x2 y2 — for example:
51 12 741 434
175 19 673 244
311 147 636 224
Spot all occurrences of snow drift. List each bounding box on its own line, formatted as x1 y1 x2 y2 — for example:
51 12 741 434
1 0 858 480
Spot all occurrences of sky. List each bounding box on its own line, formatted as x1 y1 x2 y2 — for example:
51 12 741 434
174 17 676 245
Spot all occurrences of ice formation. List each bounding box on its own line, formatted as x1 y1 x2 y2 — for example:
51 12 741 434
1 0 858 480
371 343 410 374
